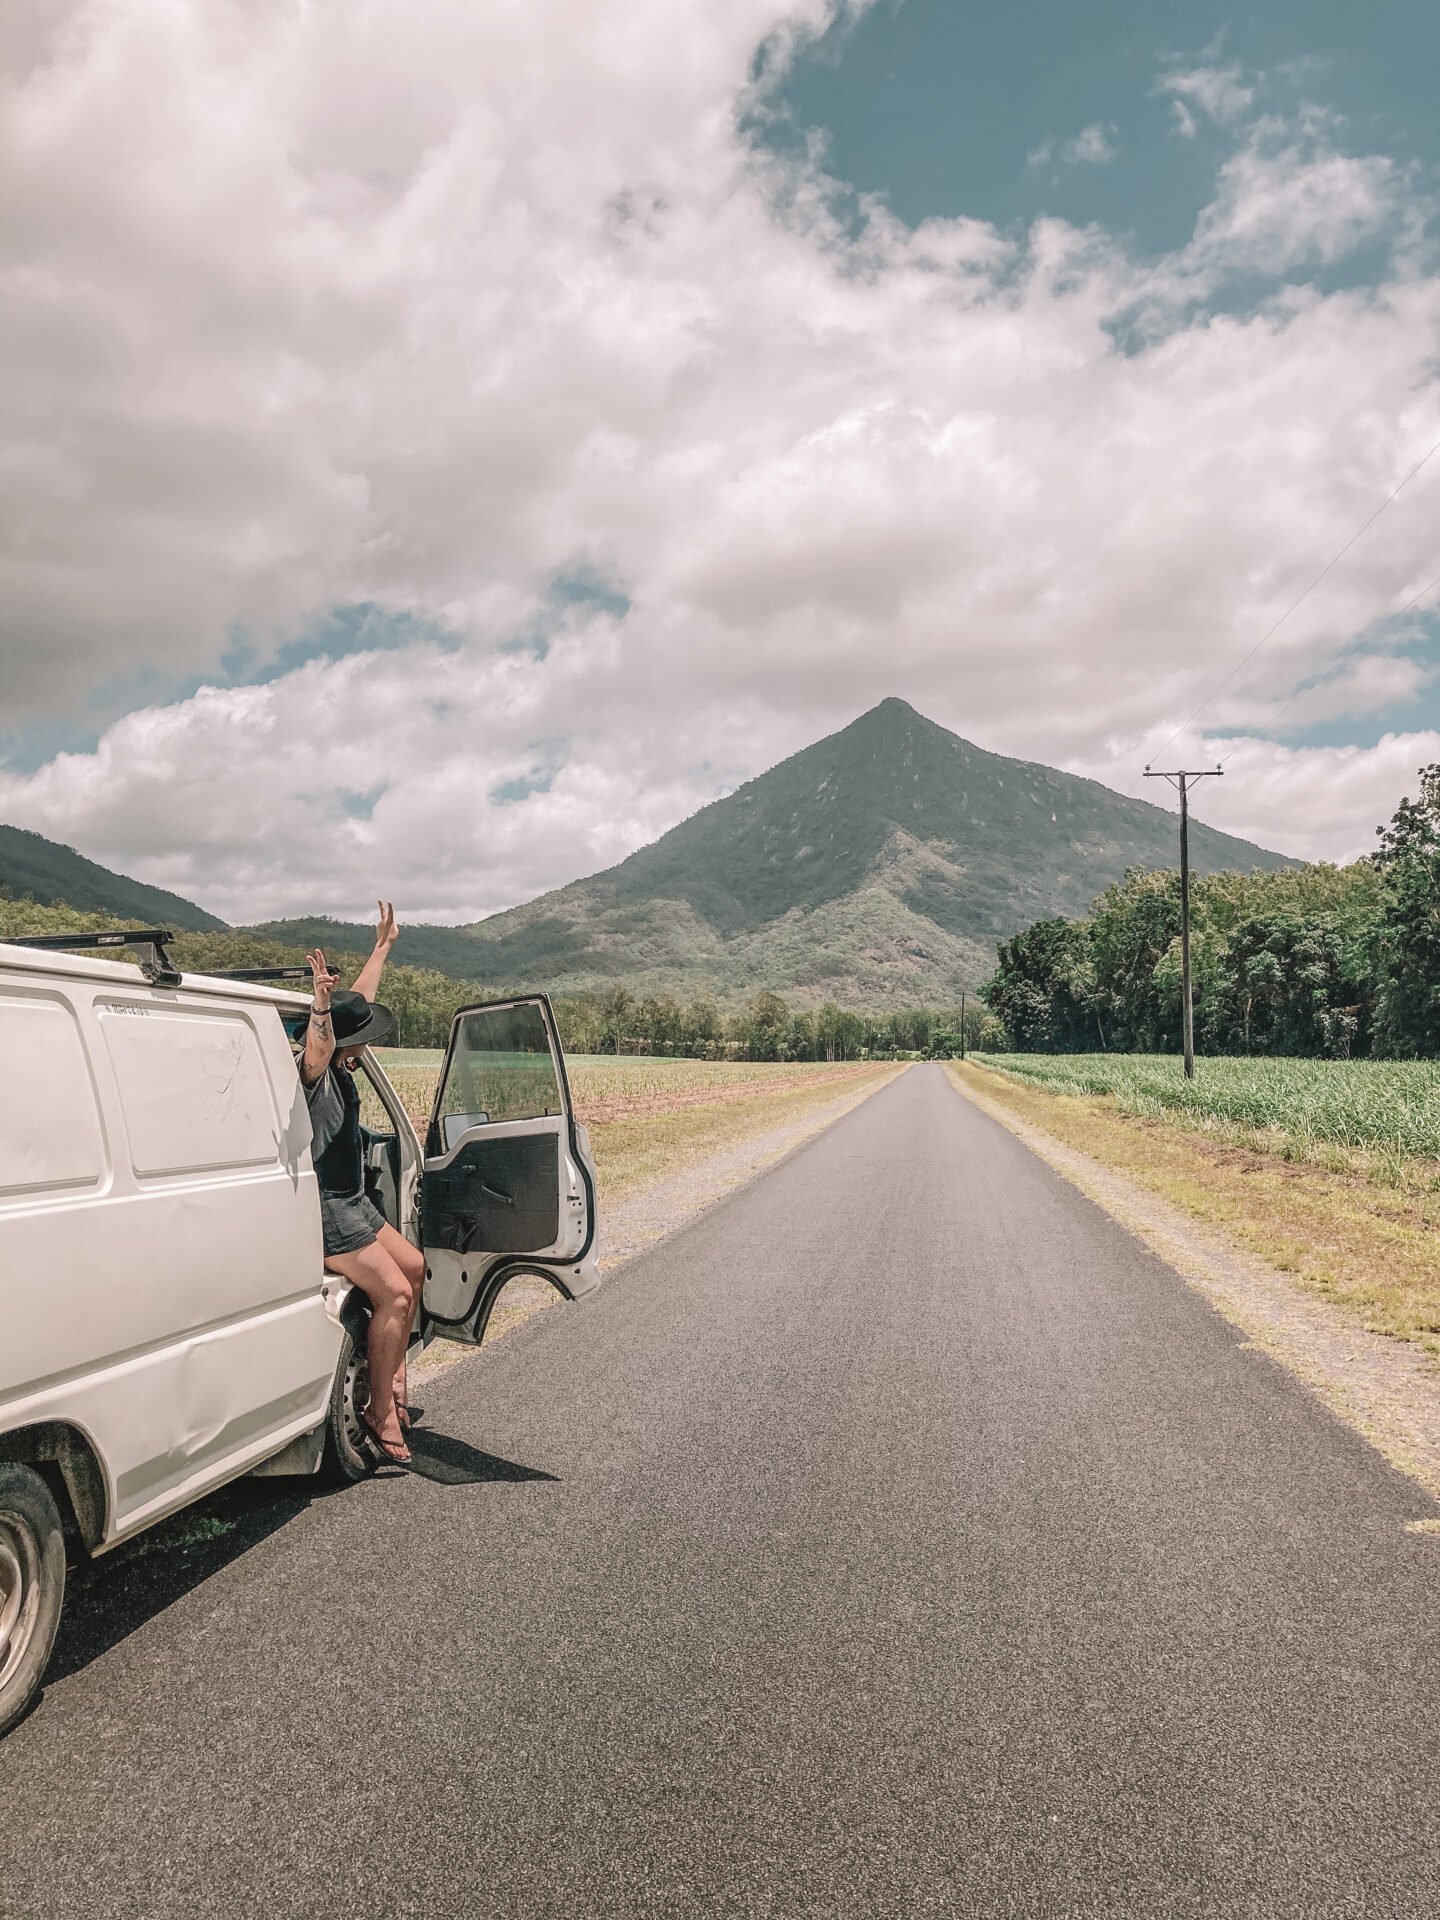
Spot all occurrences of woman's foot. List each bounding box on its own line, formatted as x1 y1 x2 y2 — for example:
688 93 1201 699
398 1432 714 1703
359 1404 411 1466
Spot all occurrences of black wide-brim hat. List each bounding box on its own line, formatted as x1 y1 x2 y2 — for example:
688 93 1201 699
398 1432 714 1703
285 988 396 1049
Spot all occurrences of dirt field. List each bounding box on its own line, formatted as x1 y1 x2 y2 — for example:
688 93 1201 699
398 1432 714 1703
371 1051 900 1204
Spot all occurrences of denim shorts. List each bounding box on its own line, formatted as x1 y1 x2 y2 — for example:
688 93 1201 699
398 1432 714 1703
319 1189 387 1258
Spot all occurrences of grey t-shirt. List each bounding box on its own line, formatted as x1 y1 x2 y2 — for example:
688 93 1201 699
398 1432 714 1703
303 1067 346 1158
303 1064 364 1197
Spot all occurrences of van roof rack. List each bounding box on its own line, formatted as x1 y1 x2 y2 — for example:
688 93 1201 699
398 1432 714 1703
205 966 322 984
7 930 338 993
7 925 337 990
9 927 183 987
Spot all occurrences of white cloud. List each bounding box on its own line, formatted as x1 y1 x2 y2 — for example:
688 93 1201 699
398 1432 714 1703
1 7 1438 924
1028 124 1116 174
1128 729 1440 867
1065 123 1116 167
1161 63 1256 136
1191 138 1401 270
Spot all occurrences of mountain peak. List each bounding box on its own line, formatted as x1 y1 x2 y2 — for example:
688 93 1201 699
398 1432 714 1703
847 695 938 735
830 696 974 763
241 700 1296 1008
432 699 1295 1003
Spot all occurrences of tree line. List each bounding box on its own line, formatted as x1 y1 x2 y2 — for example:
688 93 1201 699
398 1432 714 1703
982 764 1439 1059
545 987 998 1060
0 894 993 1059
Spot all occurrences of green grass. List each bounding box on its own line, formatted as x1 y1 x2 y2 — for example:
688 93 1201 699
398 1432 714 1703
373 1047 444 1069
973 1053 1440 1169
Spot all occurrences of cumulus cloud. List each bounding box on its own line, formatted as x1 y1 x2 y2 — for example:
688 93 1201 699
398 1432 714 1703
1129 728 1440 868
1161 63 1256 137
1 6 1438 924
1029 124 1117 173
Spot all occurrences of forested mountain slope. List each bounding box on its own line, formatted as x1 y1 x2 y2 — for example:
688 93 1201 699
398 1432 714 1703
0 822 226 931
254 699 1294 1005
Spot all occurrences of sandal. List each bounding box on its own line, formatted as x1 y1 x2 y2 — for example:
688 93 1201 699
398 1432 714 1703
396 1401 424 1431
359 1414 412 1468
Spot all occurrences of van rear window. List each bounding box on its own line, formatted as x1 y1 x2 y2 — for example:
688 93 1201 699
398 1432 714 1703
98 1005 280 1178
0 994 105 1197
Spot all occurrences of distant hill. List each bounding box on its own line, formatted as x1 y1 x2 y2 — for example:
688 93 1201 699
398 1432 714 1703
252 699 1296 1005
0 822 226 932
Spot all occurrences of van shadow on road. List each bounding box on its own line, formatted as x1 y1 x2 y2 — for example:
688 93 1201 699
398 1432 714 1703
45 1432 556 1687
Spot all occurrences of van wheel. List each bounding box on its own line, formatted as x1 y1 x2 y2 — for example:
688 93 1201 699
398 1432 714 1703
322 1316 376 1485
0 1464 66 1738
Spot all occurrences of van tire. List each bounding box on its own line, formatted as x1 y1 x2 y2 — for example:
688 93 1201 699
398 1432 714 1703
0 1463 66 1739
322 1315 376 1485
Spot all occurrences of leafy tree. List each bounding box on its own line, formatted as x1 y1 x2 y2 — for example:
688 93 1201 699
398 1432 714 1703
1372 764 1440 1057
1089 870 1181 1051
683 995 723 1056
597 985 635 1055
984 918 1098 1051
1199 913 1369 1057
739 991 791 1060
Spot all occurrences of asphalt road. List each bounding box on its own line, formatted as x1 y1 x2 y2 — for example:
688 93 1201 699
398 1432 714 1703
4 1064 1438 1918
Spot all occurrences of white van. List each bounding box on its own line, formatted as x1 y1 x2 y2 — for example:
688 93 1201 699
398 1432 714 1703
0 929 599 1736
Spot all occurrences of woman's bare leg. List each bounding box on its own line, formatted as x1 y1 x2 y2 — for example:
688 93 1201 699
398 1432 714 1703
374 1223 426 1413
323 1240 413 1447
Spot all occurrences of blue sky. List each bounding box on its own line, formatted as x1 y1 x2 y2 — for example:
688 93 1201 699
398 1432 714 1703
775 1 1439 255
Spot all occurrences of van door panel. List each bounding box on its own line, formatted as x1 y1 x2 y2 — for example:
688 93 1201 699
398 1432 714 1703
424 1130 560 1254
421 997 594 1344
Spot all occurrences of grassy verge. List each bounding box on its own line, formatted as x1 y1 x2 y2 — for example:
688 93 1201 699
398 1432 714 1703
951 1060 1440 1360
970 1052 1440 1182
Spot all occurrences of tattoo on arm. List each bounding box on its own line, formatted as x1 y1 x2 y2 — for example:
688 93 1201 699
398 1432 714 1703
301 1009 335 1086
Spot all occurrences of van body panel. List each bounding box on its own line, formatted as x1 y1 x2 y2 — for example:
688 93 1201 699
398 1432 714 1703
0 949 339 1543
95 1001 283 1178
0 988 109 1199
0 943 599 1579
4 1293 338 1540
3 1178 327 1391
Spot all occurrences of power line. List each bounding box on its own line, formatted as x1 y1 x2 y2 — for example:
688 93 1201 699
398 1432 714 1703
1139 428 1440 777
1220 568 1440 761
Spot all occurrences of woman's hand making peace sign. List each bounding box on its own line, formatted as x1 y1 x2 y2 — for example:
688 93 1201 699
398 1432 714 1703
307 948 336 1010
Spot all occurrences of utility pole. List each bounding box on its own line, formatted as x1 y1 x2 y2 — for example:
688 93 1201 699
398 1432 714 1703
960 990 967 1060
1143 765 1223 1080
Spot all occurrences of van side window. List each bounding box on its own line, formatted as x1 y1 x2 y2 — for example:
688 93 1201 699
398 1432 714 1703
0 994 105 1197
432 1003 562 1153
98 1005 279 1178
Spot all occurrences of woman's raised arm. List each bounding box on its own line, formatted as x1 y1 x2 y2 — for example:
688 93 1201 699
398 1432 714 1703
300 948 337 1086
351 899 398 1003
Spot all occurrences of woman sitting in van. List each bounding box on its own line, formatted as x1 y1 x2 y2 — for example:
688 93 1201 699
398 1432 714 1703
301 903 425 1466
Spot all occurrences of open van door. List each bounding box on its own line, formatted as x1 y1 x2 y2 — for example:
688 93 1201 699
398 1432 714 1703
420 996 599 1346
